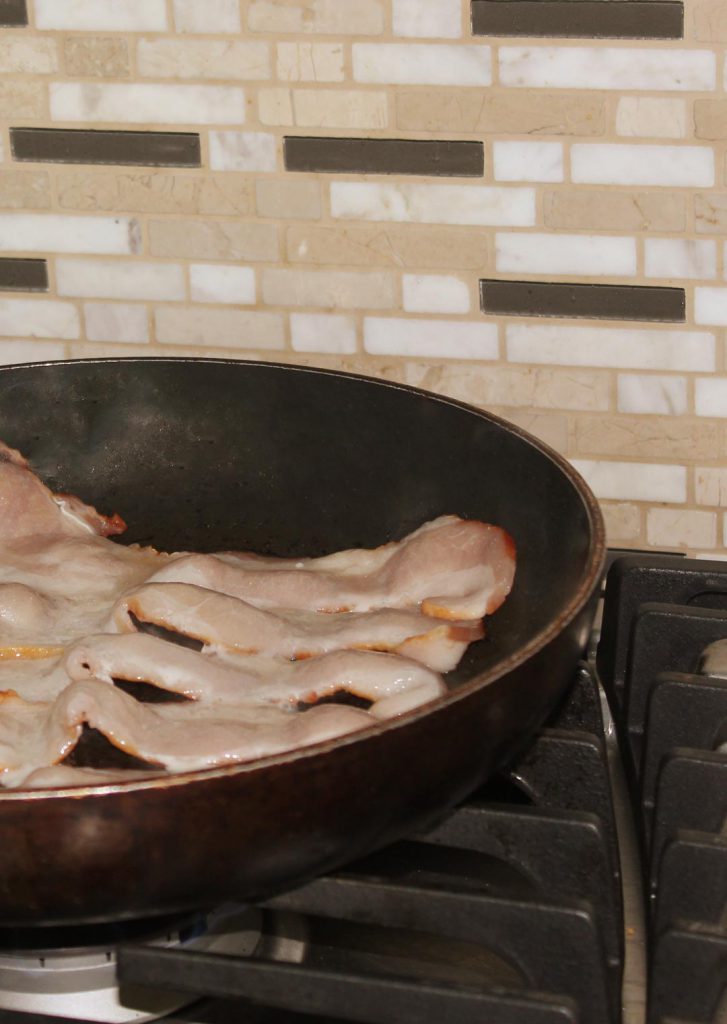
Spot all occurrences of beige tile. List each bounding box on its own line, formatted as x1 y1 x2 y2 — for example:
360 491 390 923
276 42 344 82
401 363 610 412
0 171 51 211
616 97 687 139
695 100 727 140
256 179 321 220
574 415 724 460
0 37 57 74
248 0 384 35
696 466 727 506
137 39 270 81
155 306 285 348
258 88 295 126
396 89 606 135
544 190 686 232
197 176 255 216
149 220 279 262
486 407 569 453
695 192 727 233
63 36 129 78
647 508 717 549
601 502 642 543
693 0 727 41
262 268 396 309
57 171 198 214
285 224 489 269
292 89 388 129
0 81 46 120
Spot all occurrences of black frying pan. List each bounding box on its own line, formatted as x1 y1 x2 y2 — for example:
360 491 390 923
0 358 605 925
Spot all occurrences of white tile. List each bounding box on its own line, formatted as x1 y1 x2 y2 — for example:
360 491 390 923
190 264 255 305
35 0 167 30
493 142 563 183
496 232 636 276
353 43 490 85
365 318 498 359
506 325 715 371
173 0 240 33
695 287 727 326
209 132 277 172
695 377 727 417
647 508 717 549
331 182 535 227
50 83 245 126
645 239 716 280
392 0 462 38
57 259 185 301
617 374 688 415
0 299 79 340
0 214 138 255
402 275 470 314
571 144 714 188
291 313 357 354
276 42 344 82
0 340 66 363
571 459 687 503
696 467 727 507
499 46 716 91
83 302 148 343
616 97 687 139
137 39 270 81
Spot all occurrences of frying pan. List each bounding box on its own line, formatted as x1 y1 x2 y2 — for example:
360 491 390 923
0 358 605 926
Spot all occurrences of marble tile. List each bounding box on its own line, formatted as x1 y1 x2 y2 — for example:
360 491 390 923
155 306 284 349
695 287 727 325
190 264 255 305
56 258 185 300
248 0 384 35
571 458 687 502
571 144 714 188
392 0 462 38
616 97 687 139
353 43 491 85
0 298 79 340
138 39 270 81
0 339 66 364
50 83 246 126
209 132 277 172
696 467 727 507
647 508 717 548
601 502 641 543
0 37 58 74
506 324 715 371
84 302 148 343
499 46 716 91
35 0 167 30
617 373 688 415
496 232 636 276
290 312 357 353
173 0 240 33
695 377 727 416
263 268 395 309
402 274 470 314
276 43 344 82
644 239 717 280
493 141 563 183
63 37 130 78
0 213 138 255
364 317 498 359
331 182 535 227
292 89 388 129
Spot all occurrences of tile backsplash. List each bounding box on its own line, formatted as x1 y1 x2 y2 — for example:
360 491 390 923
0 0 725 556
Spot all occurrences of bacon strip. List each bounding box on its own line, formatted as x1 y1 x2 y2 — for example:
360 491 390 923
111 583 482 673
149 515 515 621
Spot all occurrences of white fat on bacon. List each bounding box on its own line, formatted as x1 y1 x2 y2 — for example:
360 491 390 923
110 583 482 673
14 764 164 789
63 634 446 717
150 515 515 621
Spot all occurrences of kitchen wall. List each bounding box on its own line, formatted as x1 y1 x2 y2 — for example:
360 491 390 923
0 0 725 555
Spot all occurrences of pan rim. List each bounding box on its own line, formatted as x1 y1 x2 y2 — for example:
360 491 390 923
0 356 606 801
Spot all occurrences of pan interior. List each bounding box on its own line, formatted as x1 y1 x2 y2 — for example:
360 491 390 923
0 358 597 687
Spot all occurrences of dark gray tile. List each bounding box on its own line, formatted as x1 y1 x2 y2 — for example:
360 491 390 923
284 137 484 177
0 258 47 292
10 128 201 167
480 279 685 322
471 0 683 38
0 0 27 26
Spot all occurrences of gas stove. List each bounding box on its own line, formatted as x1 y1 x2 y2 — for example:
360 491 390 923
2 549 727 1024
